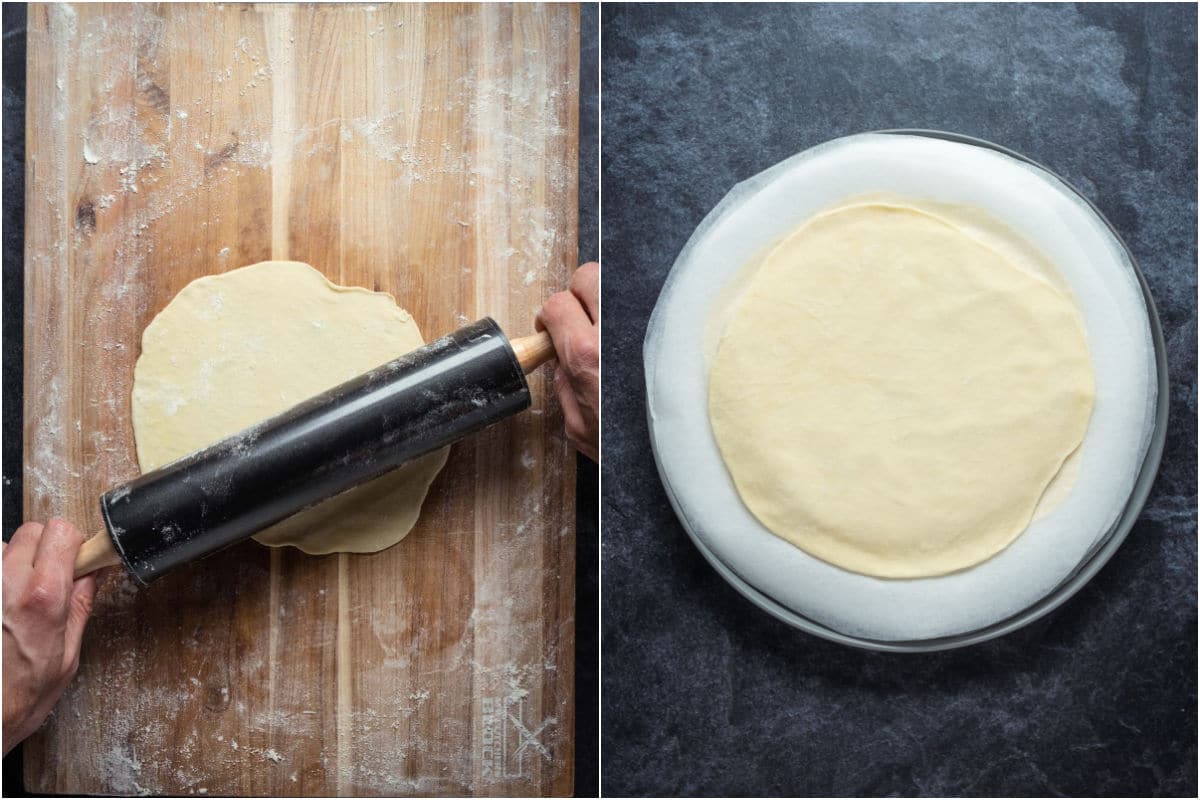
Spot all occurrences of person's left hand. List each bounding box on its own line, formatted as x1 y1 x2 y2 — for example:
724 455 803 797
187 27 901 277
2 519 97 754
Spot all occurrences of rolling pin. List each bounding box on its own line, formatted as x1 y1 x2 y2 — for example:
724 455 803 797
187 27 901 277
73 318 555 584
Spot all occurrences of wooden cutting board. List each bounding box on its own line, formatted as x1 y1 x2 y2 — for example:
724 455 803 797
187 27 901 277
21 3 578 796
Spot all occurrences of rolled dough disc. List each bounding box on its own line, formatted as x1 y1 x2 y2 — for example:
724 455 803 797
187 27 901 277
130 260 450 555
708 202 1096 578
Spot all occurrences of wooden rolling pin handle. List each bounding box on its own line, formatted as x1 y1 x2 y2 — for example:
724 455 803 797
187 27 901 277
510 331 556 374
74 533 122 579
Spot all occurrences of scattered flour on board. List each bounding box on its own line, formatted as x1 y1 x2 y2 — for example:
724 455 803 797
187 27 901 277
32 5 574 793
83 136 100 164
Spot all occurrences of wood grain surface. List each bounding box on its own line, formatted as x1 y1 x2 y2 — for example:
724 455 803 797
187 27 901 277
22 3 578 795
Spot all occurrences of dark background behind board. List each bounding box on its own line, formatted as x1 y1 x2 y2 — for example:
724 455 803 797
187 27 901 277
1 3 600 795
601 3 1196 797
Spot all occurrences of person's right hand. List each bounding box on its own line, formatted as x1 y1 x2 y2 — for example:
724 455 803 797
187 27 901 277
538 262 600 461
2 519 97 755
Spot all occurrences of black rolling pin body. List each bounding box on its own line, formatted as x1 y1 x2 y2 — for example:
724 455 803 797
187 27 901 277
101 318 529 584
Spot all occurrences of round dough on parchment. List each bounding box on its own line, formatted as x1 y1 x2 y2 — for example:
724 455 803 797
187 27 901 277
708 203 1095 578
131 260 449 555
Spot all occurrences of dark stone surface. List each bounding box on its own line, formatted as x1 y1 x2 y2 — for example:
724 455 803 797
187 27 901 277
600 3 1196 797
575 4 599 796
0 4 598 793
2 3 27 794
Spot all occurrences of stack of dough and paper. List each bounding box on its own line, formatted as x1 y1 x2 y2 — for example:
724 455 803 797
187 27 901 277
645 133 1159 642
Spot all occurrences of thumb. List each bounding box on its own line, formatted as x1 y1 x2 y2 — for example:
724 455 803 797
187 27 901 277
62 574 97 674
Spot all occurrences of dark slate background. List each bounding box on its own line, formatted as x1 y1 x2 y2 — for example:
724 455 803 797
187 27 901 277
1 3 599 795
601 3 1196 797
577 4 599 794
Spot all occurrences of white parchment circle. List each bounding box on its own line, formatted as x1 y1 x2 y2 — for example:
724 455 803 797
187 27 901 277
644 133 1157 642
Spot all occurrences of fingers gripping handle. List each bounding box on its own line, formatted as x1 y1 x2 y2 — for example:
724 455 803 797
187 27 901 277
510 331 556 373
74 533 121 578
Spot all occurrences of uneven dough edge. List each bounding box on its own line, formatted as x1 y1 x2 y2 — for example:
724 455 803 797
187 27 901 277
131 260 449 556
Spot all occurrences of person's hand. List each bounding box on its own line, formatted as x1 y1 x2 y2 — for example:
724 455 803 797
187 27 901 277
2 519 98 755
537 262 599 462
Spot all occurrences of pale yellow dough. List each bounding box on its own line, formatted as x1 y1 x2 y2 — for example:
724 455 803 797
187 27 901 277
131 260 449 555
708 202 1096 578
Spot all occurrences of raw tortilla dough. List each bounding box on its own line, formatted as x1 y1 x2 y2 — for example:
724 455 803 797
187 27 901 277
131 260 450 555
708 202 1096 578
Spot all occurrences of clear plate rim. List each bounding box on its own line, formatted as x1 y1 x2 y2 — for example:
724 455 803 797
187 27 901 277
642 128 1171 653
